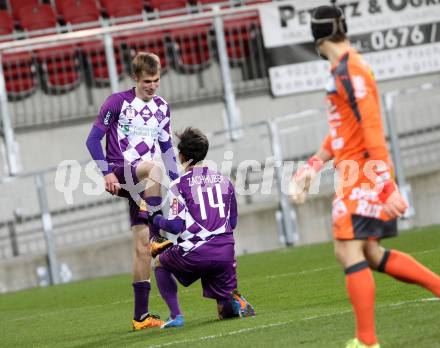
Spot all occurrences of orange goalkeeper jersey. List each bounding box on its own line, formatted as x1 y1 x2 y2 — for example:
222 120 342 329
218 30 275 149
321 48 391 168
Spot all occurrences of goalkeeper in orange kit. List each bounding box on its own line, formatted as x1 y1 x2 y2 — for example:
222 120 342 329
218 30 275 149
289 3 440 348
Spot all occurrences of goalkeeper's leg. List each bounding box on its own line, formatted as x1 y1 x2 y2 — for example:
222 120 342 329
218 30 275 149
365 240 440 296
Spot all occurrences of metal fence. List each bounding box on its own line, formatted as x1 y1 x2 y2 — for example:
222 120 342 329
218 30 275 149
0 6 268 130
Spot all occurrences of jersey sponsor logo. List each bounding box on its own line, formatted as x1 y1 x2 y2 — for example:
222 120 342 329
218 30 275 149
356 200 382 218
119 124 159 138
104 110 112 126
349 187 379 202
172 198 178 216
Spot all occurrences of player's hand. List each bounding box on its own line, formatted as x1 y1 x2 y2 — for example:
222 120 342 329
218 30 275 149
104 172 120 195
289 156 324 204
152 214 163 228
378 180 408 218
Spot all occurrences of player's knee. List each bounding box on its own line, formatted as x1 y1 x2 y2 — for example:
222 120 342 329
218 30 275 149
363 243 384 270
134 241 150 259
137 161 163 182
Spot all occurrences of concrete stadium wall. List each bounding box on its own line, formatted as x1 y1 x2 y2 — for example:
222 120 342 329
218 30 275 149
0 203 282 293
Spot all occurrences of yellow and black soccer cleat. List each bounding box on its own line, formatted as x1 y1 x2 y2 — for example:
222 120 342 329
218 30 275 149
150 235 173 258
132 313 164 331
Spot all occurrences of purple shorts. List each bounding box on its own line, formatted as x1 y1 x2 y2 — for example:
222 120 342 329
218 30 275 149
159 246 237 301
112 163 149 226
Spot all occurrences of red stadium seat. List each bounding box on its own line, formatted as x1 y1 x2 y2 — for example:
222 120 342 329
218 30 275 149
169 23 212 72
57 0 101 25
240 0 271 4
224 15 260 63
2 52 37 100
101 0 144 18
0 10 14 38
79 40 124 86
35 45 81 94
9 0 39 20
18 4 58 32
115 30 168 73
150 0 188 16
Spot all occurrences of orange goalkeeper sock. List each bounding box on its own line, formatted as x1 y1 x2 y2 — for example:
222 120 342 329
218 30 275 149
345 261 378 346
378 250 440 296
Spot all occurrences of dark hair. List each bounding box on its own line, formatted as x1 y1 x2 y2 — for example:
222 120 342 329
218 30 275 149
131 52 161 77
176 127 209 165
311 5 347 44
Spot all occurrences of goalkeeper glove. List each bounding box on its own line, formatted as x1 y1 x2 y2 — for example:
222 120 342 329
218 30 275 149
289 155 324 204
374 163 408 218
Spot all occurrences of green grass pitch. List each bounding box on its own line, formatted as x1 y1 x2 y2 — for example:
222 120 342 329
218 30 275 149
1 225 439 348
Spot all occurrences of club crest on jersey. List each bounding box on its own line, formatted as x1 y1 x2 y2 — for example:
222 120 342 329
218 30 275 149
172 198 178 215
126 105 135 119
155 110 165 122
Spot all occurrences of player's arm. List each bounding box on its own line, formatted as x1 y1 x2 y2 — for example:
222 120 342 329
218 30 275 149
158 107 179 181
86 95 120 195
152 183 185 234
289 137 333 204
339 65 407 217
229 183 238 229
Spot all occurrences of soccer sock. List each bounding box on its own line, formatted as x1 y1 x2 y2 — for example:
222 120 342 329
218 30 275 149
155 267 181 318
146 196 162 239
378 249 440 296
132 280 150 321
345 261 377 346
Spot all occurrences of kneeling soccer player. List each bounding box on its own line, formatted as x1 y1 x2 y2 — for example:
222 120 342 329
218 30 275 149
151 127 255 328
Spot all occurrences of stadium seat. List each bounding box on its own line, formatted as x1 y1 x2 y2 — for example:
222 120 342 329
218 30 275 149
150 0 188 17
18 4 58 32
2 51 37 100
240 0 271 4
9 0 39 20
116 30 168 73
0 10 14 38
35 45 81 94
169 23 212 72
79 40 124 87
101 0 144 19
223 15 260 63
57 0 101 26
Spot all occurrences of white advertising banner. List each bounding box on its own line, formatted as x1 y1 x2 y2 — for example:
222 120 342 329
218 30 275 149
260 0 440 96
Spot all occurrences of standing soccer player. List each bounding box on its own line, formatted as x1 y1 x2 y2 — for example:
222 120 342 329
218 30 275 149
86 52 178 330
289 4 440 348
151 127 255 328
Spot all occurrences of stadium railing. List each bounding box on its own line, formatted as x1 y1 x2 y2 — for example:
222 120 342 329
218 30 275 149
0 2 269 129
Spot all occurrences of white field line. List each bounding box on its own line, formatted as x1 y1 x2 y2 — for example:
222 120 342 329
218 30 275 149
2 248 438 323
148 298 439 348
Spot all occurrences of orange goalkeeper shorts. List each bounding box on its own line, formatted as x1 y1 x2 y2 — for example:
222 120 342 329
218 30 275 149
332 184 398 240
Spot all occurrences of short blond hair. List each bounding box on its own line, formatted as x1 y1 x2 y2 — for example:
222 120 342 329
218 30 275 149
132 52 161 77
